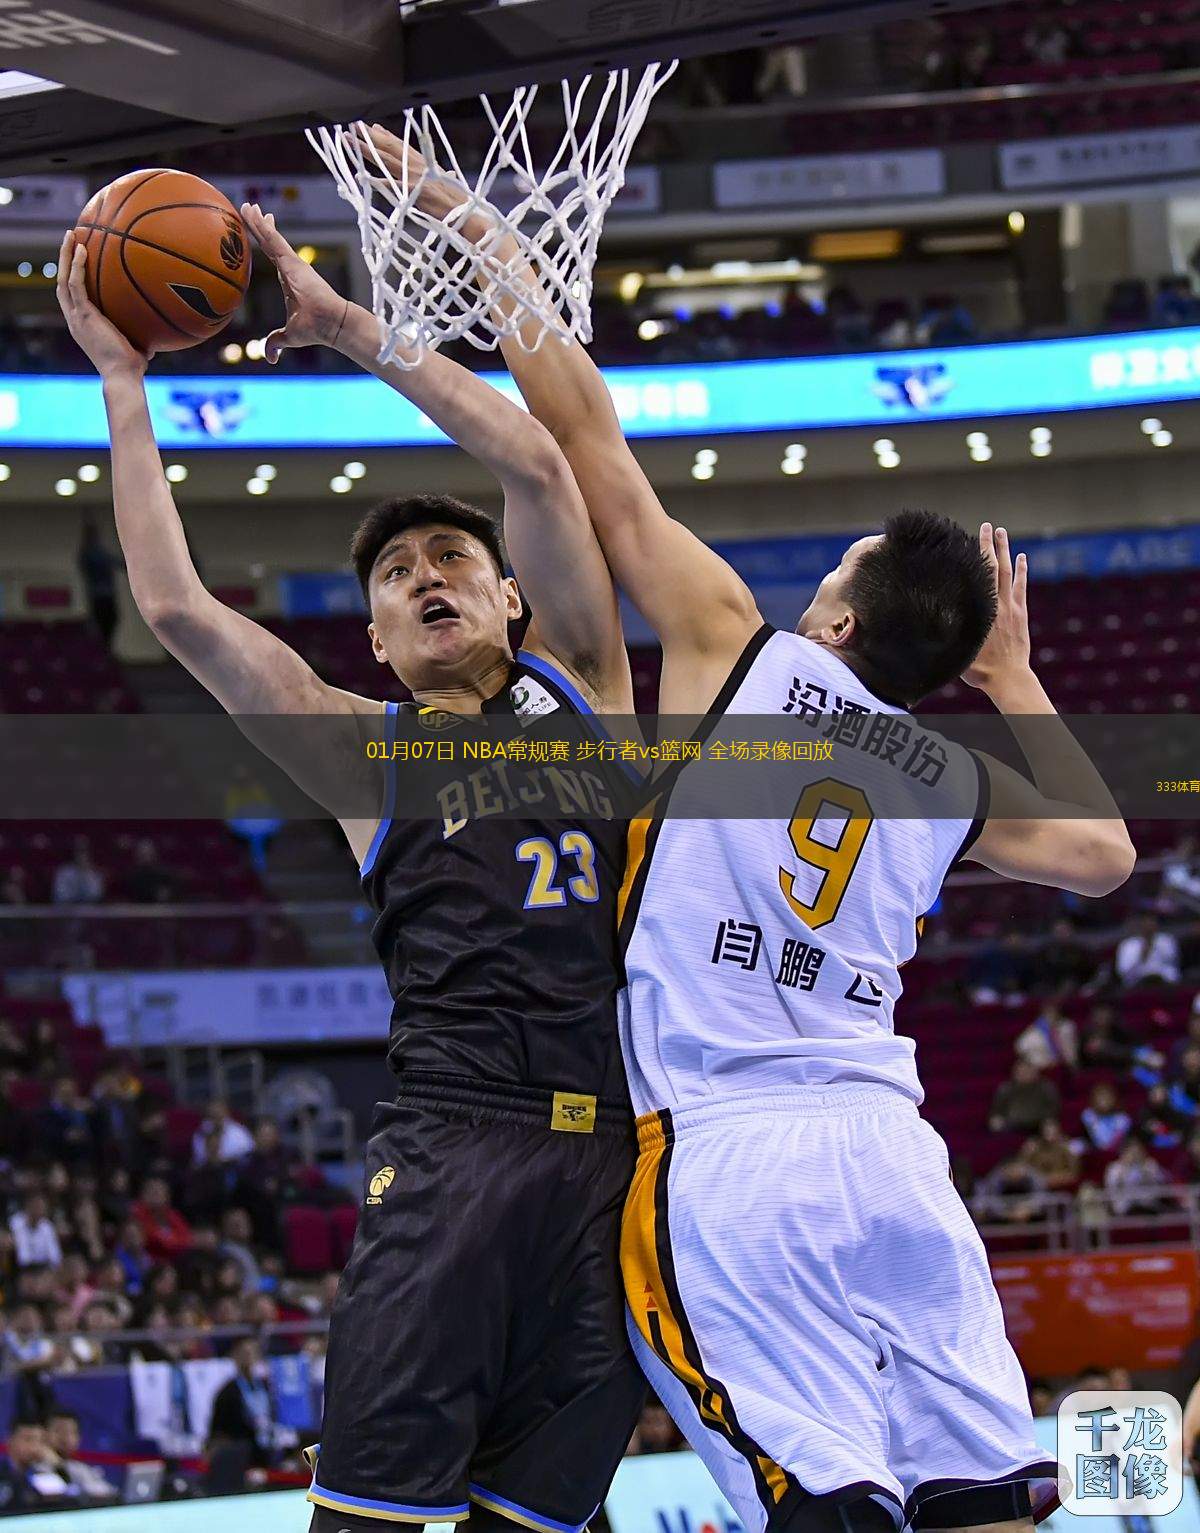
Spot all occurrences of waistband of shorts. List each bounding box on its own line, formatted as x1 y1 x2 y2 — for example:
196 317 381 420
393 1070 634 1133
636 1082 916 1151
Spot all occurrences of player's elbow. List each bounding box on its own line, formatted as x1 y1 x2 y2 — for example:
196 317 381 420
516 418 573 493
1072 825 1137 898
138 590 209 649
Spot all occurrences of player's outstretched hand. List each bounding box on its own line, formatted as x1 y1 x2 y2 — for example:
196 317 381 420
55 231 152 382
240 203 349 362
961 522 1031 691
356 124 494 246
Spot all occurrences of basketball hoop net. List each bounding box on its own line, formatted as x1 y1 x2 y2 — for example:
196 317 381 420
307 62 677 367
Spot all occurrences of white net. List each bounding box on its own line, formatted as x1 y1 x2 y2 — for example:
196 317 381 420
307 61 677 367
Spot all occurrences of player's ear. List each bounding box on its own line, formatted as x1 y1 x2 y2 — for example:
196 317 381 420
501 576 523 622
825 609 857 648
367 621 389 665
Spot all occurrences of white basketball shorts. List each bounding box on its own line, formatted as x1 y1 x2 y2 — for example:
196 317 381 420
621 1083 1058 1533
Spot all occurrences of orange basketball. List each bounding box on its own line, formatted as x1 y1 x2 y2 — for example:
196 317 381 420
74 169 251 354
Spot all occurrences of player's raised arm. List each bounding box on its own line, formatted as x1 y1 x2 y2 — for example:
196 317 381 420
962 524 1136 897
358 129 761 682
241 204 630 710
55 231 381 825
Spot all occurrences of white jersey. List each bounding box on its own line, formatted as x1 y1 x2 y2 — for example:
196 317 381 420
617 625 987 1114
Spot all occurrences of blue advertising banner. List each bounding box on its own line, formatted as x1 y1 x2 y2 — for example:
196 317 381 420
4 326 1200 448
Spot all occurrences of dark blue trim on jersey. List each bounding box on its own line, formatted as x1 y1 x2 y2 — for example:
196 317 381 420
516 649 594 716
359 700 400 878
516 649 648 789
310 1477 470 1520
468 1482 595 1533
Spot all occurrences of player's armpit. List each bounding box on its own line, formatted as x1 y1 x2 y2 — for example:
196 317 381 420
964 752 1136 897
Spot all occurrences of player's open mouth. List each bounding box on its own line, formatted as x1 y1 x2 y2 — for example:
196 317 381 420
420 599 460 626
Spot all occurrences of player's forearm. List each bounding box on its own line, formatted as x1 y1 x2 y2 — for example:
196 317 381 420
984 664 1124 821
483 232 623 451
101 374 207 625
335 301 563 494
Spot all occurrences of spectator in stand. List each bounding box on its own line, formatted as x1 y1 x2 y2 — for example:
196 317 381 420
1014 1003 1078 1071
0 1020 28 1071
1169 1045 1200 1121
1080 1002 1163 1072
177 1224 223 1302
29 1018 67 1080
45 1408 119 1504
1104 1139 1169 1217
1022 18 1070 67
0 866 27 905
131 1175 193 1262
121 837 177 904
70 1196 107 1267
113 1218 151 1295
10 1194 62 1270
206 1334 282 1493
78 515 123 652
4 1304 58 1375
1037 918 1097 997
1173 1007 1200 1073
1021 1119 1080 1190
1080 1082 1133 1153
90 1070 141 1173
1176 1131 1200 1185
237 1119 289 1247
184 1127 241 1225
51 837 105 905
1115 914 1180 988
975 1143 1048 1225
988 1059 1060 1134
70 1301 125 1367
37 1077 95 1167
52 1253 92 1322
967 931 1031 1005
0 1418 79 1513
1140 1083 1188 1153
219 1208 261 1295
191 1100 254 1166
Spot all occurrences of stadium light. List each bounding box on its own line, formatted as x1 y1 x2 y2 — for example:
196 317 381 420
246 477 269 495
1152 429 1174 448
77 464 101 482
970 445 994 463
781 457 804 475
54 477 77 496
694 449 718 467
330 475 353 493
966 431 989 449
254 464 277 481
877 450 900 470
691 462 715 481
343 462 367 479
16 262 31 278
245 337 267 361
1141 418 1163 435
165 464 188 483
220 342 243 364
0 464 10 482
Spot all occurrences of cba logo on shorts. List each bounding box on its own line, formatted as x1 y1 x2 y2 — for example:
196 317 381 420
367 1166 396 1205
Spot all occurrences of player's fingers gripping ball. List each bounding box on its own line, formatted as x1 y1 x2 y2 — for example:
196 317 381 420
73 169 251 354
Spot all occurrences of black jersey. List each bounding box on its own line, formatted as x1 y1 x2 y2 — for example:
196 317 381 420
361 650 631 1105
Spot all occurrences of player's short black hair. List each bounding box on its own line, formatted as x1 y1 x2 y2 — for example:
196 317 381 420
843 509 996 707
46 1408 78 1426
351 495 506 603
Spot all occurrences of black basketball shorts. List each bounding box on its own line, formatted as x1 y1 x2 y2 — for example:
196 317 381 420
306 1072 646 1530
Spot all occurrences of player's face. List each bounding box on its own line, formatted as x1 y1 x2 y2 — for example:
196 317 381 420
367 524 521 685
795 535 881 644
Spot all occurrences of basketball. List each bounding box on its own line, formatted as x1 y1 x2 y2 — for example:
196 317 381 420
73 168 251 354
